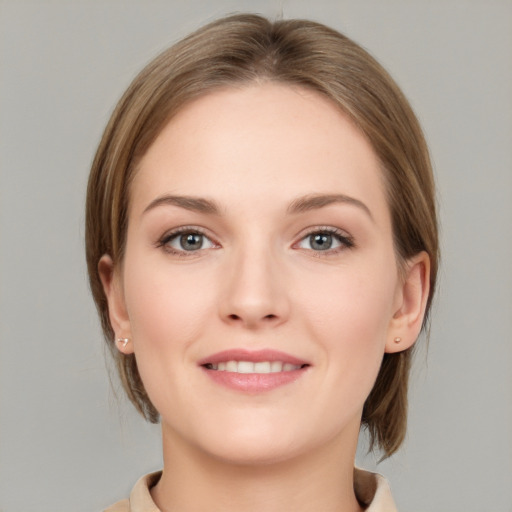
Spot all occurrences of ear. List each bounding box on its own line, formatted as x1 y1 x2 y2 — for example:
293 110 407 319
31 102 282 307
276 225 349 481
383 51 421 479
98 254 134 355
385 251 431 353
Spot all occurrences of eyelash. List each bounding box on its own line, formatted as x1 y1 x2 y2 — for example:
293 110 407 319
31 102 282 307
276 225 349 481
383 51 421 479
294 227 355 256
156 226 355 257
156 226 217 257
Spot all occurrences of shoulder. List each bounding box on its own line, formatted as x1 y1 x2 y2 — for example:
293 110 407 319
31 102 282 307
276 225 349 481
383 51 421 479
103 472 162 512
354 467 398 512
103 498 129 512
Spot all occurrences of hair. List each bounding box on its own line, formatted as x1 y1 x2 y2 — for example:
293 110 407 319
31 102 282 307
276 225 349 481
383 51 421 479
86 13 438 458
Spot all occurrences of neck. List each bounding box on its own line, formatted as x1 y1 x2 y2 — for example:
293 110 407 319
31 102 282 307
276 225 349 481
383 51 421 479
151 425 364 512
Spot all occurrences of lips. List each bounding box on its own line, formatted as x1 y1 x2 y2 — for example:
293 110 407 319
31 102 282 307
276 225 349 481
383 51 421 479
205 361 302 373
199 349 310 392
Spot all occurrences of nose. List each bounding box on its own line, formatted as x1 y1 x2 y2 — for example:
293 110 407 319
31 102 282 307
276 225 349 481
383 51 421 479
219 244 290 329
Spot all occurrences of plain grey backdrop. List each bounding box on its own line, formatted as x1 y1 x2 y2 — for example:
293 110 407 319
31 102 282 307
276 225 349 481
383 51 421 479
1 1 511 511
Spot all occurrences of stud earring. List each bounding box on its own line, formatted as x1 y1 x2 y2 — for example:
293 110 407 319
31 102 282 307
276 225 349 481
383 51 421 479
393 337 402 344
117 338 129 348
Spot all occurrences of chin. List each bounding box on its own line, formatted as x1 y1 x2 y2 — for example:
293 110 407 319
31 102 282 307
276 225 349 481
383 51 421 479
203 435 305 467
167 413 309 467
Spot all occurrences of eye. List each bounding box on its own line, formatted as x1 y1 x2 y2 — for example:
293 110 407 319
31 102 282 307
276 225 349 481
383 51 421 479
159 228 216 254
296 229 354 252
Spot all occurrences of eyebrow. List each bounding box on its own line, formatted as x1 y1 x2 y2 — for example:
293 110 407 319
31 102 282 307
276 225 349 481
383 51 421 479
143 195 221 215
287 193 374 221
142 193 373 220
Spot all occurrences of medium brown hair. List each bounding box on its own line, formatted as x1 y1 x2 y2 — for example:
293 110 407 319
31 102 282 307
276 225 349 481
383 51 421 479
86 14 438 457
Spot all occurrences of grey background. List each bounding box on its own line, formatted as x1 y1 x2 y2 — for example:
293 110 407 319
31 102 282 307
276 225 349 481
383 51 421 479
1 1 511 511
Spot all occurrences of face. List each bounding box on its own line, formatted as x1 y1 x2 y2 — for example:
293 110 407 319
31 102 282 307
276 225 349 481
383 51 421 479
104 84 417 465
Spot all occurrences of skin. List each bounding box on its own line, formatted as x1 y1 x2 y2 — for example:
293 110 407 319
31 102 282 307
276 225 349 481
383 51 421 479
100 83 430 512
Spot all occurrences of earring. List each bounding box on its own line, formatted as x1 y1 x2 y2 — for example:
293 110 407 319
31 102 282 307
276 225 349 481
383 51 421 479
117 338 129 348
393 337 402 344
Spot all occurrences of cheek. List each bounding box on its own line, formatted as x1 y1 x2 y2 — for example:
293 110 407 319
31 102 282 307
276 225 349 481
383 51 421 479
122 255 217 354
121 254 220 415
299 265 397 382
302 261 396 335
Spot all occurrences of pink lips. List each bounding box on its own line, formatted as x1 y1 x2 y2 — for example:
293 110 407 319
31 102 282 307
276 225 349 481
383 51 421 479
198 349 310 393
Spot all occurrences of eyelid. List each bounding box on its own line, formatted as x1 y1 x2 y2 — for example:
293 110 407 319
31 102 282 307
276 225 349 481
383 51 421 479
156 225 219 254
292 226 355 253
155 224 354 256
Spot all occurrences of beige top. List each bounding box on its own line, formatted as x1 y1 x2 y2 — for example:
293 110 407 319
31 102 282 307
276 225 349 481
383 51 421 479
104 468 397 512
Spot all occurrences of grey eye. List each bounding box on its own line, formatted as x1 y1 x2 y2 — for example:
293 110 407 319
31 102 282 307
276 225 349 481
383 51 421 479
299 232 342 251
180 233 203 251
167 232 215 252
309 233 334 251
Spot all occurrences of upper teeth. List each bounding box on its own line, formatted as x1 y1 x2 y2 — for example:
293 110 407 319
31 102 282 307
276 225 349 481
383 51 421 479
207 361 301 373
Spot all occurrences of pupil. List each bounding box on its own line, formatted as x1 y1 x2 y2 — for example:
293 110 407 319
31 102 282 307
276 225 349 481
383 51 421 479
181 233 202 250
311 233 332 250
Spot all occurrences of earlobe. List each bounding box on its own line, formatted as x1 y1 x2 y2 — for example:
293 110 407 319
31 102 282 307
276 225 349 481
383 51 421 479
385 251 431 354
98 254 134 354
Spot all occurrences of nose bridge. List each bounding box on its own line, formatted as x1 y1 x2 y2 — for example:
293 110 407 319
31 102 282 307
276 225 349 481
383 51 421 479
220 234 289 328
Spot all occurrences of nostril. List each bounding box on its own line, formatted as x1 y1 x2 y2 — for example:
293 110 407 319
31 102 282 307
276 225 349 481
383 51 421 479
226 313 278 322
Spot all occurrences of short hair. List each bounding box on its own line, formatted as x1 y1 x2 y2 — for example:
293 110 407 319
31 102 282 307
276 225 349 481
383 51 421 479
86 13 438 458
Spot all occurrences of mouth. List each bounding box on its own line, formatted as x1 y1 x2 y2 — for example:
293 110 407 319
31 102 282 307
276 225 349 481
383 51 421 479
199 349 310 392
203 361 307 373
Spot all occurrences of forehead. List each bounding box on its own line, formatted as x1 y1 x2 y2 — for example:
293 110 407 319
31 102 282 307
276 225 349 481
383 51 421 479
130 83 389 220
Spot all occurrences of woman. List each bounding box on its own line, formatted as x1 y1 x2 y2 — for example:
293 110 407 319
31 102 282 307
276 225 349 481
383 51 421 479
86 14 438 512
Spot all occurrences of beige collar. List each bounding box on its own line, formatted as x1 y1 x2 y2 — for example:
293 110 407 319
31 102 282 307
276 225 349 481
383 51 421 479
105 468 397 512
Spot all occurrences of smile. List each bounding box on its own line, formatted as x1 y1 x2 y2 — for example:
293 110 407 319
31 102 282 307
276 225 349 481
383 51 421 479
199 349 310 392
204 361 304 373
